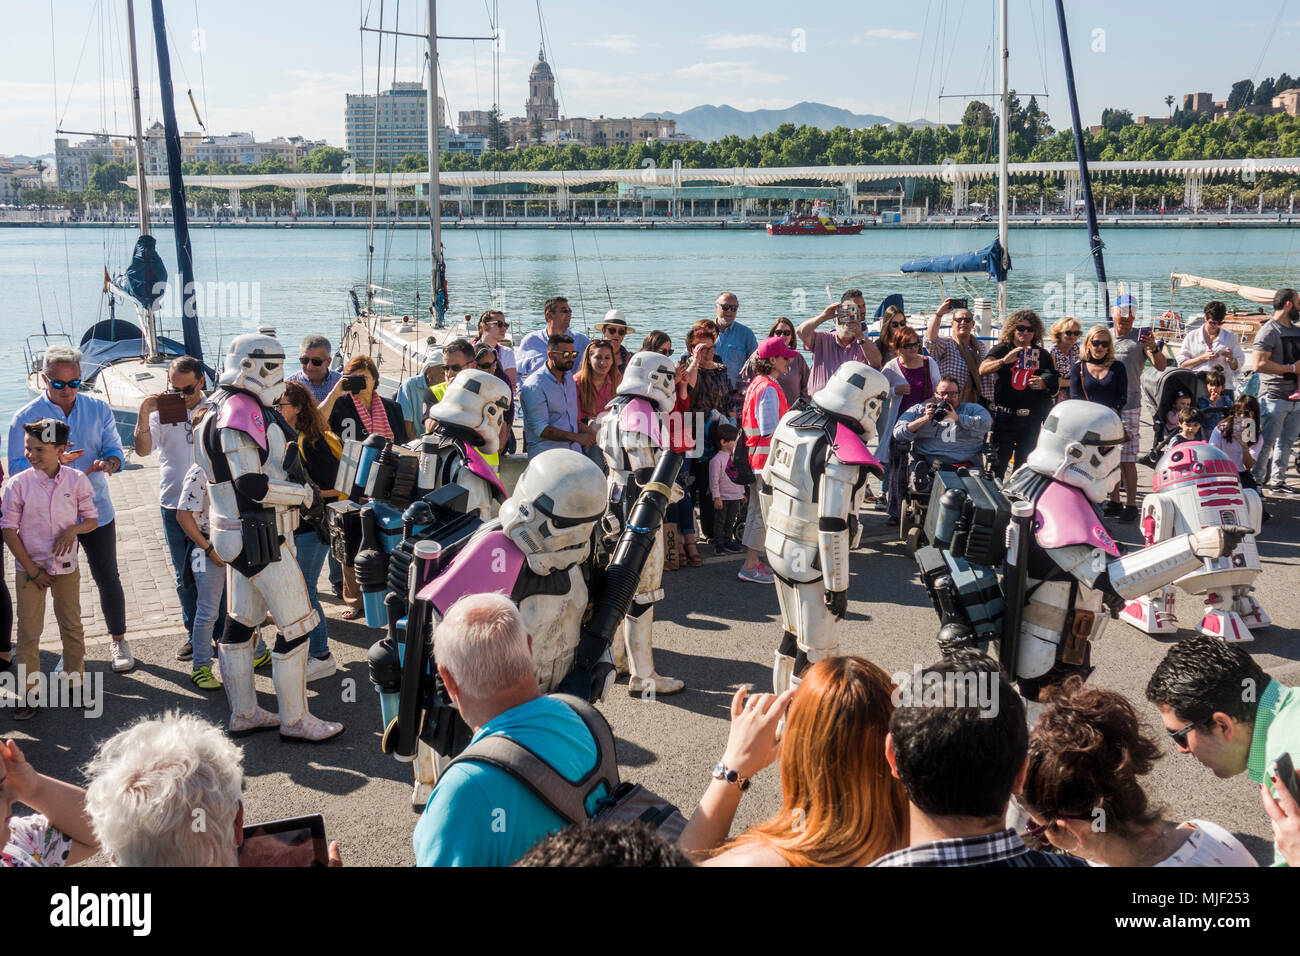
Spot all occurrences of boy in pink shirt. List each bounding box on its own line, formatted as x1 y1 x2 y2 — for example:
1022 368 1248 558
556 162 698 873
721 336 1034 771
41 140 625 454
708 422 747 556
0 420 98 719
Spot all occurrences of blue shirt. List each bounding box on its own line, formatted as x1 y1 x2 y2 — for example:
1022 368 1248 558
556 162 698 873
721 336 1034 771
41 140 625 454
520 365 580 455
286 368 341 405
715 320 758 384
515 328 590 383
8 392 124 525
396 373 433 431
412 696 603 867
891 401 992 465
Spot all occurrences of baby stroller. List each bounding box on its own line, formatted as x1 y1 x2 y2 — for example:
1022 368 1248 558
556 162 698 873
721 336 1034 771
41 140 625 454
1141 366 1207 452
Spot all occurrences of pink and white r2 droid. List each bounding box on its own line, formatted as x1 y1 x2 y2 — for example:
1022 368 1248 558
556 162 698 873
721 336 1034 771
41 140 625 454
1120 442 1268 642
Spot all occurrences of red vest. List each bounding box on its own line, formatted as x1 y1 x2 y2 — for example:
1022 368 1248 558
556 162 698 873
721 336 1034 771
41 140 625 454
742 375 789 472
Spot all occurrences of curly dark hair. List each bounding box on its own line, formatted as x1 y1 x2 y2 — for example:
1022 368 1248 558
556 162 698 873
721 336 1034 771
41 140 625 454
512 822 694 868
1021 677 1163 836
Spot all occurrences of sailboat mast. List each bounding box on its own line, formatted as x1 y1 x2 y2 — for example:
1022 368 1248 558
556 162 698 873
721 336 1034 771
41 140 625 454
1054 0 1110 318
427 0 446 329
996 0 1009 330
126 0 150 235
149 0 203 365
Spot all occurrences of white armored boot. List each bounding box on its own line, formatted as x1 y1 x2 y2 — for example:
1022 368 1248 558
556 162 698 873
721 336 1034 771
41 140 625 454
625 611 683 696
773 651 796 694
219 637 278 736
612 629 629 675
272 642 345 742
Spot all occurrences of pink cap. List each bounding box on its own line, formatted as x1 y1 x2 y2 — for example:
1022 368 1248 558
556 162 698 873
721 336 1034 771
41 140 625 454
756 335 800 360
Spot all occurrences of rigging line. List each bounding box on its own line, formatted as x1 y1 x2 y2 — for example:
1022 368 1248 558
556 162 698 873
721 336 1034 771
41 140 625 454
904 0 934 127
589 225 613 309
378 0 402 305
365 0 386 308
1247 1 1288 90
57 1 100 130
193 0 211 135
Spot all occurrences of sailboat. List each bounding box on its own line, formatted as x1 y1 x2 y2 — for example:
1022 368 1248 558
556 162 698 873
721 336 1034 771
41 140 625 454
24 0 206 446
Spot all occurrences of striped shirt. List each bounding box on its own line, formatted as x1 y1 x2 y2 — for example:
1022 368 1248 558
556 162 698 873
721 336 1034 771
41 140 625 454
924 333 993 402
871 828 1088 867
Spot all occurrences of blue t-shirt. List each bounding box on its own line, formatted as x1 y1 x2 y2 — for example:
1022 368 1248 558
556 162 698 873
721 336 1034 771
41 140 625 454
412 696 604 867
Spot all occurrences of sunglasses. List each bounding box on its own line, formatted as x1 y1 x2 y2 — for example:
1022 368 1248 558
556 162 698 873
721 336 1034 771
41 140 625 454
476 361 496 371
1091 340 1112 347
1205 319 1223 325
170 382 201 396
718 304 739 312
899 342 922 350
444 362 467 373
605 328 628 337
47 377 82 390
1168 719 1203 747
953 315 975 323
551 351 578 359
1062 330 1081 337
299 356 327 367
890 320 907 328
1015 326 1034 334
484 320 509 329
657 347 672 356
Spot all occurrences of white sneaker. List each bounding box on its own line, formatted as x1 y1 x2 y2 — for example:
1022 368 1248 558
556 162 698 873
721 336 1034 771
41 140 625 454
306 654 337 683
110 639 134 673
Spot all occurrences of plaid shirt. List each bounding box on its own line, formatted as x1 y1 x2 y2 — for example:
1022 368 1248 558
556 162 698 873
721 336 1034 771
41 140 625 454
924 333 993 402
870 828 1087 867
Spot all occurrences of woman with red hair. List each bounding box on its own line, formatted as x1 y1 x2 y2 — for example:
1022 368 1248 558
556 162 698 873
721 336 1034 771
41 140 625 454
678 656 908 866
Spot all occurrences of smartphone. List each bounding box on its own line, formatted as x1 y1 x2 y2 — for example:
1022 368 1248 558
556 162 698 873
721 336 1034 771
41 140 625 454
156 391 188 426
342 374 368 394
949 297 968 312
239 814 329 867
1275 752 1300 802
1138 327 1153 342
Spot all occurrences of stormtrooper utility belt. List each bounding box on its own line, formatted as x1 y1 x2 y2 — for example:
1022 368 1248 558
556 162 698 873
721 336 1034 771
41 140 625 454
240 509 282 569
1057 579 1093 667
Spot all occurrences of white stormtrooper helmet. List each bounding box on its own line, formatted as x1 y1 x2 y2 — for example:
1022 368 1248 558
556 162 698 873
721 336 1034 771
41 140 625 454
220 333 287 404
618 351 677 414
813 361 890 441
429 368 512 453
1025 399 1125 502
499 449 608 573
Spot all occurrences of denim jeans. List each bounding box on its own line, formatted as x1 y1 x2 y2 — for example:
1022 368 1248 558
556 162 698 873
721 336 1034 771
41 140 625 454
189 547 226 669
327 553 343 591
295 531 331 658
161 508 198 636
1253 396 1300 485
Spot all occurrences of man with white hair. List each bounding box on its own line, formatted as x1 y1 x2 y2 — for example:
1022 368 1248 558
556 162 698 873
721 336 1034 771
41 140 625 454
397 347 445 438
7 345 132 672
84 712 341 867
412 592 605 867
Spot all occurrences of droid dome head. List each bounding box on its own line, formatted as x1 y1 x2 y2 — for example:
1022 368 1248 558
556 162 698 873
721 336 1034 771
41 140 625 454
499 450 607 573
429 368 512 453
220 334 287 404
813 361 890 440
1025 400 1125 502
618 351 677 414
1151 440 1234 493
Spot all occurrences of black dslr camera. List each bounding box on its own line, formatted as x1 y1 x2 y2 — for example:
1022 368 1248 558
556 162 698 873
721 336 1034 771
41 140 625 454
929 400 952 422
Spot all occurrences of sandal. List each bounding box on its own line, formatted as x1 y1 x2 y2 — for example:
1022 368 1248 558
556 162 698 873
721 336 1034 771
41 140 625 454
685 543 704 567
341 607 365 620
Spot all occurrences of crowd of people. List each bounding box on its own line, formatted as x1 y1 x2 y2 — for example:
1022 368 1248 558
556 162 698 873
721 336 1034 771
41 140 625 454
4 286 1300 870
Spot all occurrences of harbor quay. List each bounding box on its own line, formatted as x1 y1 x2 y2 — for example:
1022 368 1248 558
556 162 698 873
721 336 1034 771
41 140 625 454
2 448 1296 866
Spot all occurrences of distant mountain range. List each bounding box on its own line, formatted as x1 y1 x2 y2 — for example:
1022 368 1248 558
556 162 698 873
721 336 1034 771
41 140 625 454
641 102 941 141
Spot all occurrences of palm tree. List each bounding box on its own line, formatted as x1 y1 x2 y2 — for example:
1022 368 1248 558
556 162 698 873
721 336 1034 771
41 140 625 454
1164 95 1174 117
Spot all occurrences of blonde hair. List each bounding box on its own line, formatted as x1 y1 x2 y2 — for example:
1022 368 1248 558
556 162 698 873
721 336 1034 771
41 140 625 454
1049 316 1082 346
1081 325 1116 369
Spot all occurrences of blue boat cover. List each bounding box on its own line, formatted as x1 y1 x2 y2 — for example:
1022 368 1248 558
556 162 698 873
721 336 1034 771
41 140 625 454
77 319 211 385
117 235 168 310
900 237 1010 282
874 293 905 318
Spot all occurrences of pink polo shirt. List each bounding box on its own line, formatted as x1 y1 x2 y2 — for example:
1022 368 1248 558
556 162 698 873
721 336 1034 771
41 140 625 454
1 465 96 575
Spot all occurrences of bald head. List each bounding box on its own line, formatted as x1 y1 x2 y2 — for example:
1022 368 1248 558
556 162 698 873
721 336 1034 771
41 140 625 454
435 593 535 698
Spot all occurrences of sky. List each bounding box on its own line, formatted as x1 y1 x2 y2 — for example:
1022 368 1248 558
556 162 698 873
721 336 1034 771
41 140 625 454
5 0 1300 157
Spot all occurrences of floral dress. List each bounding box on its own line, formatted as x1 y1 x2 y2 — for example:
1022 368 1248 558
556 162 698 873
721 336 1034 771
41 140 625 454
2 814 71 867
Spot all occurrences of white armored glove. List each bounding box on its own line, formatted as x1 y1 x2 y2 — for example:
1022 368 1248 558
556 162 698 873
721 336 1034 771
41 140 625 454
1189 526 1252 559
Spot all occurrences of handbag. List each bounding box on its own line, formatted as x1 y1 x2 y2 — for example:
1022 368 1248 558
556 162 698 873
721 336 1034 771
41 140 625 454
731 432 756 486
662 521 680 571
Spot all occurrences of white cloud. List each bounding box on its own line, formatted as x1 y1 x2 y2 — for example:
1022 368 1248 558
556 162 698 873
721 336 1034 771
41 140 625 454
674 61 788 85
853 28 921 44
701 33 788 51
573 34 642 54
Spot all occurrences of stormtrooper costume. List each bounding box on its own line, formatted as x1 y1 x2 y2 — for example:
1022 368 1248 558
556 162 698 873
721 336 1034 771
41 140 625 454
999 400 1247 707
418 368 512 520
763 362 889 692
194 334 343 742
1119 441 1268 642
405 449 609 804
596 351 684 695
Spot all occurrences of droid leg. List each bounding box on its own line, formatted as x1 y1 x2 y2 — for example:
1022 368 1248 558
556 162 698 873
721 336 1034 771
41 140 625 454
1119 585 1179 635
625 599 683 696
219 574 277 735
1199 590 1255 643
254 557 344 742
1232 585 1270 629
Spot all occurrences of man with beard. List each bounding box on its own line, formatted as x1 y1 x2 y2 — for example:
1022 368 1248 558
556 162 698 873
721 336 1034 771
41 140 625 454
521 332 595 455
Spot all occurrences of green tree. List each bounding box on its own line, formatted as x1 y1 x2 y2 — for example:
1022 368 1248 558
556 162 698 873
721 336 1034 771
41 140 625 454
1253 77 1276 106
1227 79 1255 111
1100 108 1134 133
299 146 348 173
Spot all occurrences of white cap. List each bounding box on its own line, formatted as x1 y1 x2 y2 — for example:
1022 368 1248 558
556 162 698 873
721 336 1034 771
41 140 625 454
423 346 445 369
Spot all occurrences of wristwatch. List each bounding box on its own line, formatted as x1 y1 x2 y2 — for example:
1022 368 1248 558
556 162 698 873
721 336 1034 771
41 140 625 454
711 761 751 791
203 543 215 557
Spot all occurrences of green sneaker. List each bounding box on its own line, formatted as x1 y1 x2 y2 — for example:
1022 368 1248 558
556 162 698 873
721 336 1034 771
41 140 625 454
252 648 272 669
191 664 223 691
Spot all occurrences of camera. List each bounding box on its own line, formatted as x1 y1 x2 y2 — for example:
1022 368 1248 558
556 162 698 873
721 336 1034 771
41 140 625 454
929 400 952 422
948 298 968 312
341 374 368 393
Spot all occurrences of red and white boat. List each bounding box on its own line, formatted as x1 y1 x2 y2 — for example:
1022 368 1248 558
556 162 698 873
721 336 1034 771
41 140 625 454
766 200 865 236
